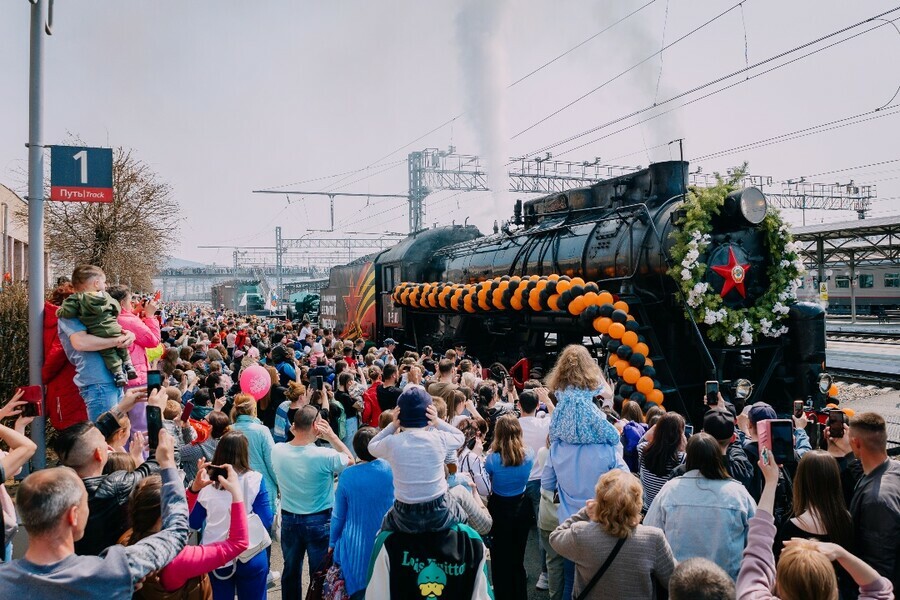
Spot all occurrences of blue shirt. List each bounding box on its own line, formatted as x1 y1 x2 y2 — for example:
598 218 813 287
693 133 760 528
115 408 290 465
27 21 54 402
541 439 629 522
330 460 394 595
232 415 279 513
271 442 350 514
57 317 114 388
485 449 535 497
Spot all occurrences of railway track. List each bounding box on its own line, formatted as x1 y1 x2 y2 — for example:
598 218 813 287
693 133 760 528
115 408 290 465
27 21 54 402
828 332 900 344
830 368 900 389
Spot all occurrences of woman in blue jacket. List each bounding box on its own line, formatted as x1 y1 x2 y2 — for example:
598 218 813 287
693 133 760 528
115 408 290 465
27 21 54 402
231 394 279 514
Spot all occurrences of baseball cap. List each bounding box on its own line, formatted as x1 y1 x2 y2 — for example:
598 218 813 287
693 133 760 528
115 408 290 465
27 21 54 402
384 338 397 346
398 385 432 428
703 409 736 441
748 402 778 424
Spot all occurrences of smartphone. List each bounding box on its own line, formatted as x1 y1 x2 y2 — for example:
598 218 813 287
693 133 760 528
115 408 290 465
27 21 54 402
213 387 225 399
314 375 324 391
793 400 804 419
147 370 163 395
206 464 228 484
146 405 163 450
684 424 694 437
828 410 847 439
506 376 514 390
96 412 121 438
705 381 719 406
16 385 43 417
180 401 195 423
758 419 795 465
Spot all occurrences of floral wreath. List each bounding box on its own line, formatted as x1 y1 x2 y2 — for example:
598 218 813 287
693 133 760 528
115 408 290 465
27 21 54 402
667 166 805 346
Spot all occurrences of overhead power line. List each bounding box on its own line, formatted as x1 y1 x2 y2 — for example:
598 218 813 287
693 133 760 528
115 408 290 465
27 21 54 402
512 0 748 139
525 7 900 159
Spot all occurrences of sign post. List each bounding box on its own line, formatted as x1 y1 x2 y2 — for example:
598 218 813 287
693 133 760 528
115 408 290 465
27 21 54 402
49 145 114 202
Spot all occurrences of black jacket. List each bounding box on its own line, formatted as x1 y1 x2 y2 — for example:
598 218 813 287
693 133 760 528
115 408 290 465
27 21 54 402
75 457 159 555
850 458 900 588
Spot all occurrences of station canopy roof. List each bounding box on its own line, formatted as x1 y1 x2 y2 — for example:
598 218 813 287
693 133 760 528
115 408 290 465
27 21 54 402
791 215 900 266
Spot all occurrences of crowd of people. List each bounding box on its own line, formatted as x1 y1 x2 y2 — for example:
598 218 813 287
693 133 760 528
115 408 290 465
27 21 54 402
0 263 899 600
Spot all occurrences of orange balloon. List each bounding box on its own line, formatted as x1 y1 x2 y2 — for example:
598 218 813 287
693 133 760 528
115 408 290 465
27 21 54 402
608 322 625 339
597 291 614 306
511 295 524 310
594 316 612 334
828 384 839 397
644 357 654 367
636 376 654 395
648 389 664 405
555 280 571 294
623 367 640 385
621 331 639 347
843 408 855 417
615 360 629 377
568 296 587 315
451 296 461 311
492 291 504 310
548 274 560 281
613 300 629 313
634 342 650 357
548 295 560 311
570 277 585 287
583 291 599 306
608 353 618 366
529 296 543 312
478 297 491 311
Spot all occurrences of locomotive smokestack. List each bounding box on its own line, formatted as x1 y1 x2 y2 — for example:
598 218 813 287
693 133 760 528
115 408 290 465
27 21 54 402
513 199 522 226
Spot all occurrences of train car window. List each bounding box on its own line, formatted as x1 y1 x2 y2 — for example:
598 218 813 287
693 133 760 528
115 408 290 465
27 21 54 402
859 274 874 289
835 276 850 289
886 273 900 288
384 266 396 290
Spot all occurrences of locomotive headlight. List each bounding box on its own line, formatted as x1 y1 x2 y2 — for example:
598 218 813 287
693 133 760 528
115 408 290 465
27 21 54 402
733 378 754 401
725 187 768 226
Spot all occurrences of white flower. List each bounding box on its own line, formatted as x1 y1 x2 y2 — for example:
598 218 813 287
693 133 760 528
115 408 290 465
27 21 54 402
741 332 753 345
726 334 738 346
681 269 693 281
780 259 791 269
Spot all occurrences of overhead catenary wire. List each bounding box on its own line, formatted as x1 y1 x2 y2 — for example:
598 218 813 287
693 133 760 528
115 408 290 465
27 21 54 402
512 0 748 140
524 7 900 159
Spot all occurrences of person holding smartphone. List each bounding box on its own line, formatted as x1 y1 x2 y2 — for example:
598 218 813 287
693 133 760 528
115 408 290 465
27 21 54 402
737 448 892 600
0 391 38 561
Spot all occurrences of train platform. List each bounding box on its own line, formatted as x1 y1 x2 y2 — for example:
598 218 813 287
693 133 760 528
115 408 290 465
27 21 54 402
828 340 900 374
828 320 900 334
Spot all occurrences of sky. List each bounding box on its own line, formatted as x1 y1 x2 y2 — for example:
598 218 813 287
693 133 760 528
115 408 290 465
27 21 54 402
3 0 900 267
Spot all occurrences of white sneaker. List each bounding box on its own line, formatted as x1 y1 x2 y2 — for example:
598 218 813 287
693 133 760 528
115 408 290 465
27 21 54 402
267 570 280 589
536 572 549 590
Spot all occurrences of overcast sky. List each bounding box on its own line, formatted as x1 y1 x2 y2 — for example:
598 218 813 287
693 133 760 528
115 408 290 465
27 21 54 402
3 0 900 267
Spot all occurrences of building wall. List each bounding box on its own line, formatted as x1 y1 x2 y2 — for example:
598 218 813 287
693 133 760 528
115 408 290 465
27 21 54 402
0 183 50 286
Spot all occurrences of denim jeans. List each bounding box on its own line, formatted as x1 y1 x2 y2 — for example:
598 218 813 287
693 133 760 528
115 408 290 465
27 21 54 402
209 551 267 600
81 383 123 422
343 416 359 457
380 493 466 534
525 479 547 573
280 509 331 600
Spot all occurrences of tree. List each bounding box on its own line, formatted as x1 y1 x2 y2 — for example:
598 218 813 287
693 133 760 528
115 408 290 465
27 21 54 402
23 146 180 291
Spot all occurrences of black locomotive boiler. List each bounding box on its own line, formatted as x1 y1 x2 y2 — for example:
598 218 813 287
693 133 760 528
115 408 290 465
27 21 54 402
320 161 830 421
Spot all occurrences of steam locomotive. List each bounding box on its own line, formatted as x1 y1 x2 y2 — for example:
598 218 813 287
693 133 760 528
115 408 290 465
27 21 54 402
319 161 830 421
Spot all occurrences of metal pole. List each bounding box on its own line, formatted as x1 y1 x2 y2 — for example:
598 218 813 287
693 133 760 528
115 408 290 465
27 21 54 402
849 252 857 325
27 0 47 469
1 202 8 277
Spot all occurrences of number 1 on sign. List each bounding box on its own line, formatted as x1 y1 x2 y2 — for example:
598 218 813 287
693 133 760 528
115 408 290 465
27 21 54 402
73 150 88 184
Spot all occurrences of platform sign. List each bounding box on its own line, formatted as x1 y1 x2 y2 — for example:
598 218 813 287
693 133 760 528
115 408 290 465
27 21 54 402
49 145 113 202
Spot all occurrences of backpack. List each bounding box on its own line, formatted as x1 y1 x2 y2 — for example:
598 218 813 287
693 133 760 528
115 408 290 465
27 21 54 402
331 401 347 441
134 572 212 600
621 422 649 473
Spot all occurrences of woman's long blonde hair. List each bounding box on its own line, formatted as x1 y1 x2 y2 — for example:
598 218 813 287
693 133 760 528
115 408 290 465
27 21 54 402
230 393 257 421
545 344 604 393
491 415 526 466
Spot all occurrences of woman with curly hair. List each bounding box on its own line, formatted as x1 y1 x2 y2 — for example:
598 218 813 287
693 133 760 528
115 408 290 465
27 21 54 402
541 344 625 599
550 470 676 599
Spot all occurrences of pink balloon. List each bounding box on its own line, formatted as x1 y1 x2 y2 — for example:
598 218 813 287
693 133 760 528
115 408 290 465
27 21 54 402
240 364 271 400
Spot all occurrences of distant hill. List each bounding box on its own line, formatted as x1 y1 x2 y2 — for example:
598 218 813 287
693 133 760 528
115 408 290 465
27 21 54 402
164 258 209 269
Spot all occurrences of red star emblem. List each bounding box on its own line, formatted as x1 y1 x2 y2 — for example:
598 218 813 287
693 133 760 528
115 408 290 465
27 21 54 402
343 290 362 320
711 246 751 298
